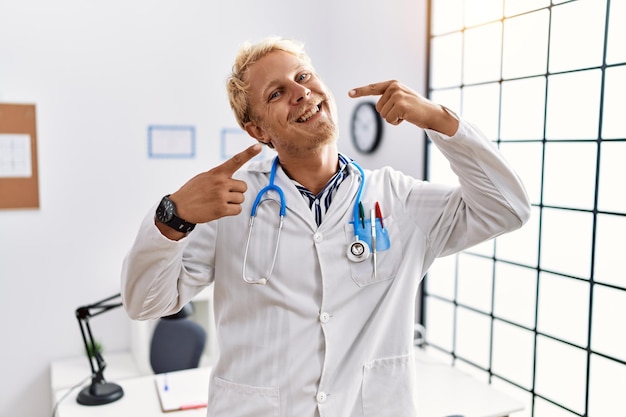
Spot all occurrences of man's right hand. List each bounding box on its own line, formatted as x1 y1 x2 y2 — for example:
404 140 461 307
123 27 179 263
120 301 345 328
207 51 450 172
349 80 459 136
156 143 262 239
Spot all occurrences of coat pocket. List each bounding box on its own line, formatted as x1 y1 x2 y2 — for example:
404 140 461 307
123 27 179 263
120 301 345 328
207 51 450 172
208 377 280 417
344 214 402 287
361 354 418 417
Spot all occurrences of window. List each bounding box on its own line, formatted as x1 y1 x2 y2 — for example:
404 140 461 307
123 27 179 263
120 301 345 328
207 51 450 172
423 1 626 415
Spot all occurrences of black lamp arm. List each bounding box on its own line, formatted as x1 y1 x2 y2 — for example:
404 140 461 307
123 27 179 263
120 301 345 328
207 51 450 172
75 294 123 376
74 293 125 406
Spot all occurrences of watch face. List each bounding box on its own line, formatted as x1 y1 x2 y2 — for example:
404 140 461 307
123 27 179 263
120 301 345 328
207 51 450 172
156 196 175 223
351 101 383 154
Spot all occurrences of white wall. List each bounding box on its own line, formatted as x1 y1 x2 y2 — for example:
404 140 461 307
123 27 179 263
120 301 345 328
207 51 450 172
0 1 427 415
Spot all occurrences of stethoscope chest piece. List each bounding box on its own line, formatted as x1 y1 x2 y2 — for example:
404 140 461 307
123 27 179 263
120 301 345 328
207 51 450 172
347 238 371 263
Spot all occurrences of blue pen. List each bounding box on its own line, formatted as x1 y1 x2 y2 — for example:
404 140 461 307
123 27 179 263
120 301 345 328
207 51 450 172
164 373 169 391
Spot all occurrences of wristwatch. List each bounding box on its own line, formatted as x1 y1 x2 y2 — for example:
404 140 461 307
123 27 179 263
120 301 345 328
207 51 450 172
155 195 196 233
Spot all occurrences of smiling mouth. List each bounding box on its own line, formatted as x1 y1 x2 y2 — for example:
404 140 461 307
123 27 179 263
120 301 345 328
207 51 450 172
296 103 323 123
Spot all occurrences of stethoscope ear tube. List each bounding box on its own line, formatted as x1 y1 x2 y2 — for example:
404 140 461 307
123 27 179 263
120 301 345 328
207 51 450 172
243 158 286 285
242 213 284 285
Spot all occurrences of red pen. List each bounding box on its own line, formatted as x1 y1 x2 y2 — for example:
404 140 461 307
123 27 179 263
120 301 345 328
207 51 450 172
375 202 384 229
179 403 207 410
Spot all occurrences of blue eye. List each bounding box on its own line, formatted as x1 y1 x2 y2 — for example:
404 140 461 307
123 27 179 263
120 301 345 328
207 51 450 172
269 91 281 101
297 73 310 82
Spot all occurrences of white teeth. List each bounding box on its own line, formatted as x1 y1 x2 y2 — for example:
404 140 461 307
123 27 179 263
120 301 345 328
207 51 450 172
297 104 320 122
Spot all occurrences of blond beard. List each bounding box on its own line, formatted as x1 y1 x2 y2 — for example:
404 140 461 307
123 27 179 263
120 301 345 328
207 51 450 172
264 118 338 158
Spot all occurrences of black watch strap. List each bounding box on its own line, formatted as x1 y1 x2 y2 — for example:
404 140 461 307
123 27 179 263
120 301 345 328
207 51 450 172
163 214 196 233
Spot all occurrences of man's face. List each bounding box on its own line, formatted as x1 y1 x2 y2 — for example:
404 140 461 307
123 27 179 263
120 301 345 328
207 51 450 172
243 50 338 156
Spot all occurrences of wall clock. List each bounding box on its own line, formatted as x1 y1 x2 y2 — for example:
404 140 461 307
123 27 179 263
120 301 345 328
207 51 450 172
350 101 384 154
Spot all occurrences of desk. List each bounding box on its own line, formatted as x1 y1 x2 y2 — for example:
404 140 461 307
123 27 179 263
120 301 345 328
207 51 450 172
413 349 522 417
52 350 522 417
53 367 208 417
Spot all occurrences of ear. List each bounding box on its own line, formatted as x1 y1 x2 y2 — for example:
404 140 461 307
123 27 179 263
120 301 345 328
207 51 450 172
244 121 270 145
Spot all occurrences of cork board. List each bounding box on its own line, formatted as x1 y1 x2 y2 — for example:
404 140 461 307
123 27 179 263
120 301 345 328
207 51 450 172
0 103 39 209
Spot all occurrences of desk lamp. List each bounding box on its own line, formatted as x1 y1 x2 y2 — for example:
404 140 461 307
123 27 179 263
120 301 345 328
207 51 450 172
74 293 124 405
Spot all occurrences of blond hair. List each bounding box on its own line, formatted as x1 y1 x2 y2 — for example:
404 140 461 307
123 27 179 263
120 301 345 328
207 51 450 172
226 36 313 129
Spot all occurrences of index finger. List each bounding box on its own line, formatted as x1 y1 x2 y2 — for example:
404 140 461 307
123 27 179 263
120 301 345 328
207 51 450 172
215 143 263 176
348 80 395 98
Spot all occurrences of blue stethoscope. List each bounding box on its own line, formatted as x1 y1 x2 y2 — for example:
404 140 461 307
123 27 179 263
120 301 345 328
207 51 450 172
242 156 374 285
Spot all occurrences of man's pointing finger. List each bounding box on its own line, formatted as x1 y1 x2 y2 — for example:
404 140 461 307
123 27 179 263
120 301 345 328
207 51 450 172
216 143 263 176
348 80 394 98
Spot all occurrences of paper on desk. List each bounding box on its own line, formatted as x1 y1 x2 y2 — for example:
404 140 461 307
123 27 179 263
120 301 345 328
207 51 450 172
154 368 210 412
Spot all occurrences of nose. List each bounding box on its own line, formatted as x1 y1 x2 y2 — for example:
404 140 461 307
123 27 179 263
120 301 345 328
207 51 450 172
291 83 311 104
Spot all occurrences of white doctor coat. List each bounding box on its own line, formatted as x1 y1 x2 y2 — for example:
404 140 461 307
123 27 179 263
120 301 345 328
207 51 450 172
121 117 530 417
